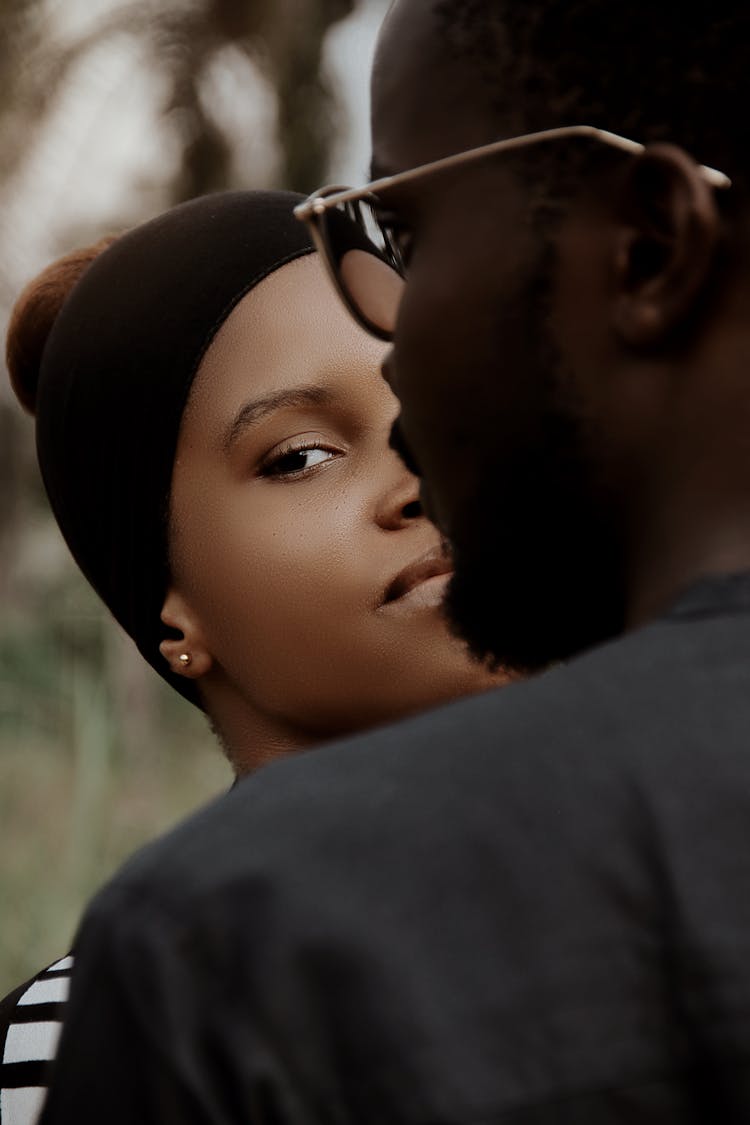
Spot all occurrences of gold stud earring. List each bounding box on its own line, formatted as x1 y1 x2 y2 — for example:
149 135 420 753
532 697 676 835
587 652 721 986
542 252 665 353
178 653 192 668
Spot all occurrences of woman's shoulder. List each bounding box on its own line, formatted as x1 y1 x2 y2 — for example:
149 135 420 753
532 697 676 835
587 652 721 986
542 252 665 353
0 956 73 1125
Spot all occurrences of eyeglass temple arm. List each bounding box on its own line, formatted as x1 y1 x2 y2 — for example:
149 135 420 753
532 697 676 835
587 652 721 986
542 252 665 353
294 125 731 220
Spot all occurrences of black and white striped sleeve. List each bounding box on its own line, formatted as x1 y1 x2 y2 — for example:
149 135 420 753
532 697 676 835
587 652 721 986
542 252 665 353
0 956 72 1125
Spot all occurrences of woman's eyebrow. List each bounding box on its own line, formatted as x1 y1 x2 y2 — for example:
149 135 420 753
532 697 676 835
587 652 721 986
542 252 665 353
222 385 334 453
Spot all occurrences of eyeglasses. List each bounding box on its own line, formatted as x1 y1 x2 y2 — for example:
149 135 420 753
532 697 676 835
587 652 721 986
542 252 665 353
294 124 731 342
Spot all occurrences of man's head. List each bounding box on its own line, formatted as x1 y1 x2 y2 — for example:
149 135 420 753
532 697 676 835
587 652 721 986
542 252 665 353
369 0 750 670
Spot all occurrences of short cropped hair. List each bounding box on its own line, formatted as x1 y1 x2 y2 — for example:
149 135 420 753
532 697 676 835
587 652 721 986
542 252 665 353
435 1 750 187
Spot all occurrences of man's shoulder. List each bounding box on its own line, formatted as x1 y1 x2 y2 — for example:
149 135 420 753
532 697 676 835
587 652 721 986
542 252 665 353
89 606 750 924
61 607 750 1123
89 634 602 909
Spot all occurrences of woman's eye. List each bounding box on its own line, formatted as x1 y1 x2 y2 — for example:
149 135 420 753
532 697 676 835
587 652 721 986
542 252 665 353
261 445 339 479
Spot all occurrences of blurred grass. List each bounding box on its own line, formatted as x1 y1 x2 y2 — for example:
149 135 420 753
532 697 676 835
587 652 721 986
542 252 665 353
0 563 230 997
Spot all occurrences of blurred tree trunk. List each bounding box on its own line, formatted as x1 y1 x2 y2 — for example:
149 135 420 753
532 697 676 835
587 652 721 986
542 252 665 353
0 0 358 207
171 0 356 198
0 0 45 194
264 0 355 193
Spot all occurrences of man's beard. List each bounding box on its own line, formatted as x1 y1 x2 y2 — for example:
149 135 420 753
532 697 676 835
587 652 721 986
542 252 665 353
441 244 627 673
442 418 626 673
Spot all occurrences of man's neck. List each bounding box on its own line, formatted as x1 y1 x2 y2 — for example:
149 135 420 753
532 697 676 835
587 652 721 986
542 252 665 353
626 493 750 628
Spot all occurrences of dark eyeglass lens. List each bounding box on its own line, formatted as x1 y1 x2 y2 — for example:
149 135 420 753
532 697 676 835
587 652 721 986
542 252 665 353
325 198 404 340
347 199 403 272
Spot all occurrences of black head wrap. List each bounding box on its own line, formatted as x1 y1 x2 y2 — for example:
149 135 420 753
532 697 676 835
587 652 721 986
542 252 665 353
35 190 353 707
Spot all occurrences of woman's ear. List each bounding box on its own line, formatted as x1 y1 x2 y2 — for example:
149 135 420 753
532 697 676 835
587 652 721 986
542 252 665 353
159 587 213 679
612 143 724 347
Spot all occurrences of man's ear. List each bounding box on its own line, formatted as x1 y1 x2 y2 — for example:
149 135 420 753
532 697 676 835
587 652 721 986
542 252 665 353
612 143 723 347
159 588 213 680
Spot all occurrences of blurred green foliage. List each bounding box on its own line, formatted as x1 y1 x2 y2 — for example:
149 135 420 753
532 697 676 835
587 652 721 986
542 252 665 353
0 550 231 995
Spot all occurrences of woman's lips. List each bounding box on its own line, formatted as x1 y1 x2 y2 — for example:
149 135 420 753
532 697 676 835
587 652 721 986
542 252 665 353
382 571 452 612
380 548 453 608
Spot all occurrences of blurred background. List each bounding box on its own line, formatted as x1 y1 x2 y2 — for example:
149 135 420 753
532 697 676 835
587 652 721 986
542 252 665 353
0 0 389 996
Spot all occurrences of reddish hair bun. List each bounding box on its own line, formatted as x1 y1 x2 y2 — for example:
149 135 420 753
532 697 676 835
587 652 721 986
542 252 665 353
6 236 118 414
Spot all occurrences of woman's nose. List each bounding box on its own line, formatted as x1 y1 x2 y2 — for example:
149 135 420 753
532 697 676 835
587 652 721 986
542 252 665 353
375 466 424 531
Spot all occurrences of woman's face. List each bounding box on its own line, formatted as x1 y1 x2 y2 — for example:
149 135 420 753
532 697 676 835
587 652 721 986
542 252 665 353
166 253 504 756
